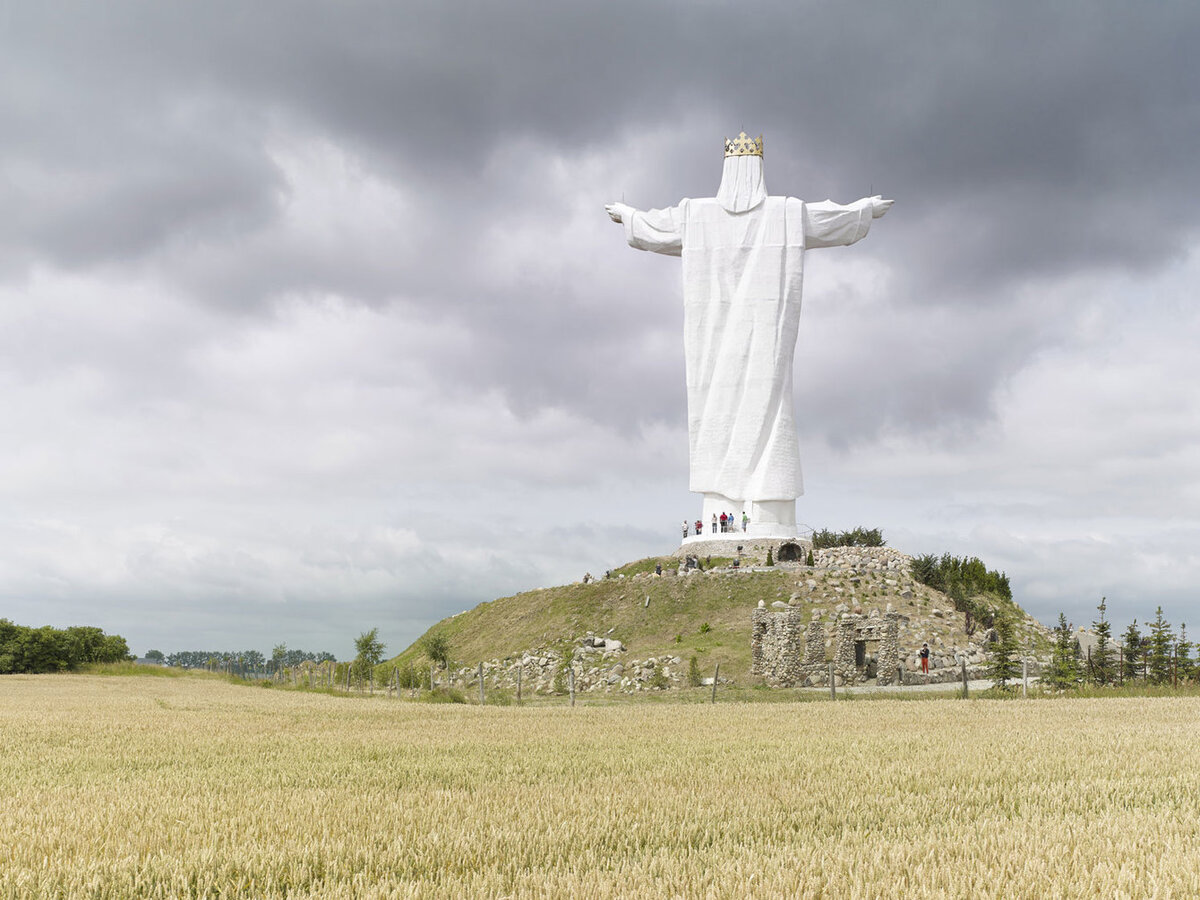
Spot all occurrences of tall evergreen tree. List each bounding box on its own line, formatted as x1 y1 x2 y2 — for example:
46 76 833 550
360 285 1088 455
1045 613 1081 690
988 614 1022 690
1090 597 1115 685
1177 623 1194 683
1121 620 1142 682
1147 606 1174 685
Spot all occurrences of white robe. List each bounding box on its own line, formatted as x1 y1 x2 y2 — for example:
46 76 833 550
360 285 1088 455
621 193 875 502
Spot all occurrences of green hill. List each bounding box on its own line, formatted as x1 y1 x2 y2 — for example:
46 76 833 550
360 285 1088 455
385 547 1048 691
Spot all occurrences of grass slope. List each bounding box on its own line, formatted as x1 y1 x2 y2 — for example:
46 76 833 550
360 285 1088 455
390 552 1044 684
389 557 774 681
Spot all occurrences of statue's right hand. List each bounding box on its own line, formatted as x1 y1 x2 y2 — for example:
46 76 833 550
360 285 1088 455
605 202 628 224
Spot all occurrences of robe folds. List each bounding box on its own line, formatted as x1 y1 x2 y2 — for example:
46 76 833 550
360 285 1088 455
622 195 875 502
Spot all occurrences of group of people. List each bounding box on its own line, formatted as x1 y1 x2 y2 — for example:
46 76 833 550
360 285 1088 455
682 512 750 538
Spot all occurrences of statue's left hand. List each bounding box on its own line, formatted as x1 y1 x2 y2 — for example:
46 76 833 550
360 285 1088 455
870 196 894 219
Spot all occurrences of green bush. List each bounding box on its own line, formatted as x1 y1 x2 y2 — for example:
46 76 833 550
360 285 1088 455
421 688 467 704
811 527 886 550
688 656 702 687
0 619 131 674
649 664 669 690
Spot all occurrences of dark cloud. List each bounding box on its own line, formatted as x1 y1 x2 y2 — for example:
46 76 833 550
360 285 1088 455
3 1 1200 653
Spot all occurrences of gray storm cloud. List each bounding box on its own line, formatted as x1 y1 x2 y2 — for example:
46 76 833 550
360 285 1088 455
1 1 1199 655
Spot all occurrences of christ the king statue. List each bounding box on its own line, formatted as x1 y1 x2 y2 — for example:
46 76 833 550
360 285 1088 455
606 132 892 539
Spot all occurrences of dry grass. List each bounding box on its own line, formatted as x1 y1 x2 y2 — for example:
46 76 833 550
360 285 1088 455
4 674 1200 898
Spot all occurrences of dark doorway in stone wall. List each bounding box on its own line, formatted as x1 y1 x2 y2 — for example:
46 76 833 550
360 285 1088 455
777 542 803 562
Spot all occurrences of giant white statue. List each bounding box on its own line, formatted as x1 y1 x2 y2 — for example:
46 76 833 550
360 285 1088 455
606 133 892 539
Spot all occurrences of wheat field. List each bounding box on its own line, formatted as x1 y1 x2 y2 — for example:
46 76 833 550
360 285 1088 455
3 675 1199 898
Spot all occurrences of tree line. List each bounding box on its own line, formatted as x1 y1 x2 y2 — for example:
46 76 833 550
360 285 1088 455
155 645 336 673
911 552 1012 635
0 619 130 674
1042 598 1197 690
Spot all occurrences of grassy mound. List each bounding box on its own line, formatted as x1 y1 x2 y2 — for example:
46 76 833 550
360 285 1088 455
387 563 804 683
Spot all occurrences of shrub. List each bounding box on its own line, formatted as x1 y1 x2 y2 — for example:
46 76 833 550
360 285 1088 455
688 656 702 687
421 688 467 704
649 664 669 690
811 527 885 549
420 633 452 669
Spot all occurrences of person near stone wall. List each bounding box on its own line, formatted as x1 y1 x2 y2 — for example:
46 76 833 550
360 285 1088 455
920 642 930 674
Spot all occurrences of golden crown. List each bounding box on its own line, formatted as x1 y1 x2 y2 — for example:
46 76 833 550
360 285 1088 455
724 131 763 157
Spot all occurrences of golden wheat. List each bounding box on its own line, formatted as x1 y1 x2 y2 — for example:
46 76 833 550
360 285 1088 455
2 675 1199 898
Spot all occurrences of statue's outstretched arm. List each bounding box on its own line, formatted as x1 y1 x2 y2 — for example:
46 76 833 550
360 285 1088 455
605 201 684 256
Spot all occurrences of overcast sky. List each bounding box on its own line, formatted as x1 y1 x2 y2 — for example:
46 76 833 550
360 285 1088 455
3 1 1199 659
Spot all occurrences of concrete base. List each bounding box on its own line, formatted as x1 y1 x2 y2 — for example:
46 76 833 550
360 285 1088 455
674 535 813 564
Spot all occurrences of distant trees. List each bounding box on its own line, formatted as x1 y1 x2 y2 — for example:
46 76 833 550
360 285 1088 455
0 620 130 673
166 647 335 671
911 553 1012 636
1052 600 1200 691
144 649 166 663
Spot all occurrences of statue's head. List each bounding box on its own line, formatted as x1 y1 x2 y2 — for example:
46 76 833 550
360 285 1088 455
718 131 766 213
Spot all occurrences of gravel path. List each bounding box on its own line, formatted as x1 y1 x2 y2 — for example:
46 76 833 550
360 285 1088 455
798 678 1019 695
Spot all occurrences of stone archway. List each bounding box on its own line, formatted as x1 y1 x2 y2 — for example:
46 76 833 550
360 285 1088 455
777 541 803 562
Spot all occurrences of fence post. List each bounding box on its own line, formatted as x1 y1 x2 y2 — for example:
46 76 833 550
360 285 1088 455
829 662 836 700
1022 658 1028 698
569 667 576 707
430 664 435 693
478 661 485 706
961 658 969 699
711 663 719 704
517 666 522 704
